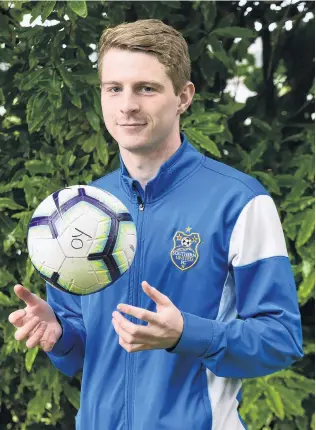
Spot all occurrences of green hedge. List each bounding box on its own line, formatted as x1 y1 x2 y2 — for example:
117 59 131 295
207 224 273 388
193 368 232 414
0 1 314 429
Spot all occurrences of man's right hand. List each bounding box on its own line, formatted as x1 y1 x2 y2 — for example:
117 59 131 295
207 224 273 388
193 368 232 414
8 284 62 352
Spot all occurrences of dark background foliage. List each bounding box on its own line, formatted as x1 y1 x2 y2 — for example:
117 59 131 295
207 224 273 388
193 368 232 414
0 1 314 429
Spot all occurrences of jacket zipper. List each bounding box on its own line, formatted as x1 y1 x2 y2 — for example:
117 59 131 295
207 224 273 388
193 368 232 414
126 183 145 429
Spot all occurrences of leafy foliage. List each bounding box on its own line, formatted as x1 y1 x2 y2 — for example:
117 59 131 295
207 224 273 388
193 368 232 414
0 1 314 429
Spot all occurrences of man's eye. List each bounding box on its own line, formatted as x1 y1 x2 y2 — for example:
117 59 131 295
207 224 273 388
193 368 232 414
109 87 121 93
140 86 154 92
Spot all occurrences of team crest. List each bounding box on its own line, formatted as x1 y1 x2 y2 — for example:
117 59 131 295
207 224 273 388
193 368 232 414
170 229 201 271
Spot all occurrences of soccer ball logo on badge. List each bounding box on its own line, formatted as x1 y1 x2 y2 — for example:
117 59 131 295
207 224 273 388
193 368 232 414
181 237 192 247
27 185 137 295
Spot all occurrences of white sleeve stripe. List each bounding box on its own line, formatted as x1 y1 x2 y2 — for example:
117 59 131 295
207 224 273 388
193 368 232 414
229 195 288 267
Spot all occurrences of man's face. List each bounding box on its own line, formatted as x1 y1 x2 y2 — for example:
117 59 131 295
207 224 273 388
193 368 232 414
100 48 182 153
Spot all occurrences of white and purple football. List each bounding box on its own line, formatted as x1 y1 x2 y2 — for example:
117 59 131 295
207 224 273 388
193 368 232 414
27 185 136 295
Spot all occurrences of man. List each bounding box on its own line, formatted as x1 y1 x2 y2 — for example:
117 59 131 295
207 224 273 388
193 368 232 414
9 19 303 430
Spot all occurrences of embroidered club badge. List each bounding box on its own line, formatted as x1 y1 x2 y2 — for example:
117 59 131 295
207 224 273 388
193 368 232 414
170 231 201 271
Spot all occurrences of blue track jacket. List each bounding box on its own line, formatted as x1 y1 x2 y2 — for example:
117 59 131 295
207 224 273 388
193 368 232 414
46 133 303 430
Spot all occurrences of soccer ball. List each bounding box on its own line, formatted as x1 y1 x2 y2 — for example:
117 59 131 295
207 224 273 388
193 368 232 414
27 185 137 295
181 237 192 247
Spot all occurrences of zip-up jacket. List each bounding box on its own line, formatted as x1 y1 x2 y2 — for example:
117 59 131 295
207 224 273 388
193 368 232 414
46 132 303 430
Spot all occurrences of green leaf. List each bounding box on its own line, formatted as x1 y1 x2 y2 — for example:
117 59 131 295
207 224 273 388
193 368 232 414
189 37 207 62
302 260 313 278
18 69 46 91
296 208 315 248
0 291 12 306
82 134 97 153
65 128 82 141
71 94 82 109
212 49 233 70
0 268 15 288
303 341 315 355
282 212 308 240
26 92 51 133
63 151 76 168
208 35 233 70
0 87 5 104
0 213 16 237
30 1 56 24
68 0 88 18
297 239 314 262
196 123 224 134
40 1 56 22
286 179 309 200
275 175 298 188
91 163 104 176
25 160 53 175
298 270 315 306
57 65 73 89
27 389 51 419
252 171 281 195
217 101 244 115
64 383 80 409
185 129 221 157
0 198 24 211
47 70 61 96
25 347 39 372
199 138 221 157
0 181 20 193
202 1 217 32
182 112 222 127
72 155 90 174
282 133 305 143
86 111 100 132
212 27 256 39
72 71 99 86
248 141 266 167
282 197 315 213
23 258 35 287
92 88 102 117
96 133 109 166
264 385 285 420
251 118 272 133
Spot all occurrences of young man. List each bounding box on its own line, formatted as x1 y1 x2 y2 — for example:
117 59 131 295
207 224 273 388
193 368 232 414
9 19 303 430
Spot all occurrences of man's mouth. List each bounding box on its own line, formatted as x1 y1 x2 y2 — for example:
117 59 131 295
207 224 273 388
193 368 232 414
119 124 147 126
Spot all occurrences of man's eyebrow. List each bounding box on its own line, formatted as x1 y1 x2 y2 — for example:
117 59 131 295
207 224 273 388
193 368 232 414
101 80 165 89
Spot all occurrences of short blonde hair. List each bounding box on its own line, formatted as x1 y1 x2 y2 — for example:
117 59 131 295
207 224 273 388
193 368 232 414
98 19 191 95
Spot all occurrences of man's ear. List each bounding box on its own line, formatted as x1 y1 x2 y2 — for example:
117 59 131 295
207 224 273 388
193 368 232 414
177 81 195 115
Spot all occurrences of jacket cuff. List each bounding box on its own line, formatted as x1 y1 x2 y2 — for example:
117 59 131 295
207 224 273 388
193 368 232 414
48 314 76 357
167 311 216 356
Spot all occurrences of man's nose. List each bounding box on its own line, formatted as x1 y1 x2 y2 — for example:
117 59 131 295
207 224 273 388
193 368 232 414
120 92 140 115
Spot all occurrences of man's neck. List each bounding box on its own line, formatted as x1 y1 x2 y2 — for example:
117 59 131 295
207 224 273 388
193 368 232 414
120 134 182 189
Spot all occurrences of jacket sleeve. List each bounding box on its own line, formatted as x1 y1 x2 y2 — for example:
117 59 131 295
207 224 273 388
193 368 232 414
168 194 304 378
46 283 86 377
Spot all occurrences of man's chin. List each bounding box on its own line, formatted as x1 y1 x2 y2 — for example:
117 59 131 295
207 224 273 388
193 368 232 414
118 142 152 154
115 134 153 152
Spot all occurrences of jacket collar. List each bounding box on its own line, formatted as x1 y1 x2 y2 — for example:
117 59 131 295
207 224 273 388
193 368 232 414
119 132 203 203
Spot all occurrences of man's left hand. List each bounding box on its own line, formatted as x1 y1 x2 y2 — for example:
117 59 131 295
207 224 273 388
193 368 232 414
112 281 183 353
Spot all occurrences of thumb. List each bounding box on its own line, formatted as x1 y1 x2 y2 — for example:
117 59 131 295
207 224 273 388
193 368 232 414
141 281 171 306
14 284 39 307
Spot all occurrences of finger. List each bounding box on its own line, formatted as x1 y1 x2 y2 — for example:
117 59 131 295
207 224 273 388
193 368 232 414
40 329 59 353
116 303 157 324
112 318 136 344
118 336 147 353
141 281 171 306
112 312 149 339
8 309 27 327
14 284 39 307
15 316 40 341
26 322 47 348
